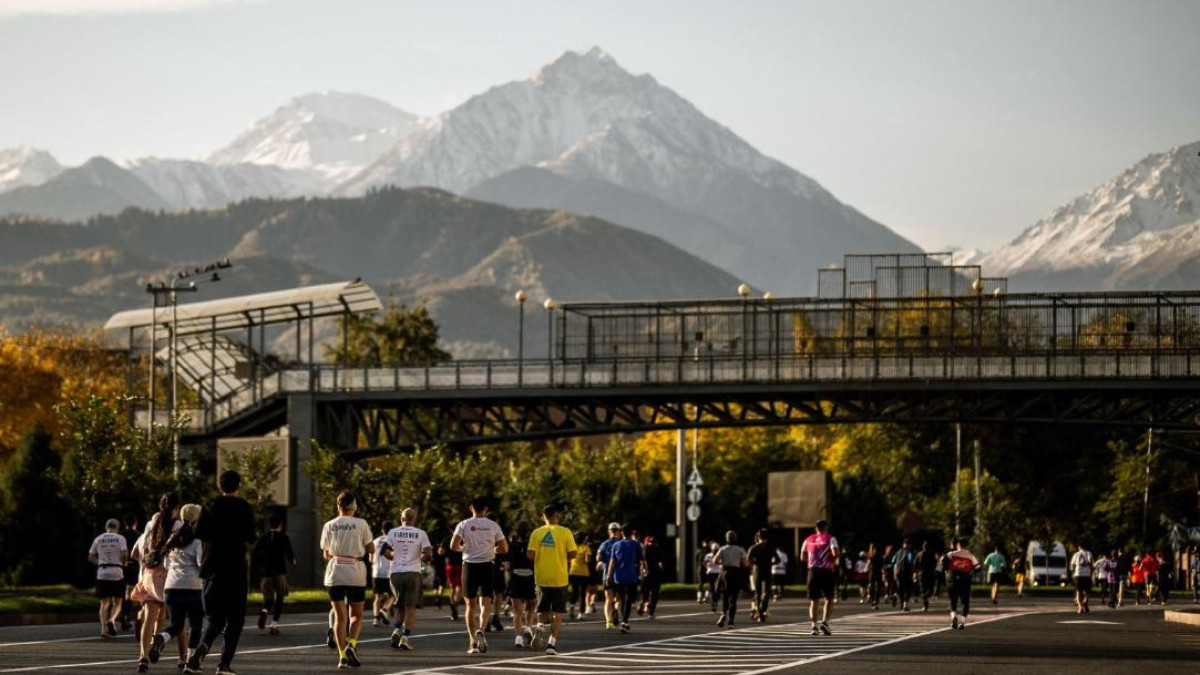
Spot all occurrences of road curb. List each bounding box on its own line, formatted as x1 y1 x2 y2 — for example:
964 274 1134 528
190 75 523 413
1164 609 1200 626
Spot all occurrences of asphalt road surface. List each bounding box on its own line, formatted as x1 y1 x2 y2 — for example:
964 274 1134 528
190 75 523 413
0 596 1195 674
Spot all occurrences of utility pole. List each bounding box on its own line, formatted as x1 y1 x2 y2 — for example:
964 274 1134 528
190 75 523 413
974 438 983 545
955 423 962 538
1143 426 1154 545
675 427 686 583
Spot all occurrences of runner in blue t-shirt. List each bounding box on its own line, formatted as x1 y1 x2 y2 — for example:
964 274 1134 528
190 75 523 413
599 527 644 634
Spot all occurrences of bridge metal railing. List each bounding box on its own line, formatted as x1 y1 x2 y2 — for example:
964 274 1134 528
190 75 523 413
165 349 1200 431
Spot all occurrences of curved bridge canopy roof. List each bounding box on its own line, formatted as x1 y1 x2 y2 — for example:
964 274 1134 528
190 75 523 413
103 280 382 338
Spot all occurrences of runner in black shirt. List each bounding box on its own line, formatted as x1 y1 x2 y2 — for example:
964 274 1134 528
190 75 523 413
639 535 666 620
185 470 256 675
746 529 779 622
917 541 939 612
252 514 296 634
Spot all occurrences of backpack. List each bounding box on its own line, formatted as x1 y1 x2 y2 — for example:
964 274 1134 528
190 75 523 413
893 550 912 575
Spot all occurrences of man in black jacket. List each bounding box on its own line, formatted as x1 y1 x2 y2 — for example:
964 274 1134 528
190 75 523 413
185 470 256 675
253 514 296 635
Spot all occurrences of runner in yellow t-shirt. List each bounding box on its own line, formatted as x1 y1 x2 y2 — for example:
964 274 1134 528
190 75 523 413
568 535 592 620
527 504 577 655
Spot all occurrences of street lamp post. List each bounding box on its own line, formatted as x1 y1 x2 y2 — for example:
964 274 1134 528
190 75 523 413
145 258 231 482
515 290 527 386
544 298 556 386
738 283 751 379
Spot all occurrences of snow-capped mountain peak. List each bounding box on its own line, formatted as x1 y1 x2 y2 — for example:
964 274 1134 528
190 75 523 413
0 146 63 193
207 91 420 183
982 140 1200 289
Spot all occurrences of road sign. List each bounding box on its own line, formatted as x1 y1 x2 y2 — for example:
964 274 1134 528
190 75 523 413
688 487 703 503
687 468 704 486
686 504 701 522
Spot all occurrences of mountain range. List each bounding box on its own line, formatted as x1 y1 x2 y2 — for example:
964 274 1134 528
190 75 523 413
0 187 741 357
0 48 918 297
2 46 1199 354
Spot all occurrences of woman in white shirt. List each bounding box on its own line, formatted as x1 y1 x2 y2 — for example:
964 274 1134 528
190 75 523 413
321 491 374 670
148 504 203 670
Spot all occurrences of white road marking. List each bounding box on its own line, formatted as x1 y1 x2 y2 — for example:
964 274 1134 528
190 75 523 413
394 611 1026 675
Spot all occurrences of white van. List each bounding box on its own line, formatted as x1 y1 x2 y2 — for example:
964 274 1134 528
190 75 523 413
1026 541 1069 586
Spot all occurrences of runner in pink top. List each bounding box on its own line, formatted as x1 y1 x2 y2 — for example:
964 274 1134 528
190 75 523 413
800 520 840 635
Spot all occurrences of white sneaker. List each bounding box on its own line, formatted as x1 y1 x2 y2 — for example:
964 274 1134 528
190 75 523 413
467 643 479 654
531 623 546 650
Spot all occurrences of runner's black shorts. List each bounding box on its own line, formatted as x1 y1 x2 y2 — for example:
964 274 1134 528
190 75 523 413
536 585 569 614
96 579 125 599
327 585 366 603
462 561 495 599
807 567 837 600
508 573 536 601
1074 576 1093 592
373 577 392 596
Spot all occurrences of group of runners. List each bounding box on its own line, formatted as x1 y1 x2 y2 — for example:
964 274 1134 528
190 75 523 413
88 471 257 675
90 487 1198 672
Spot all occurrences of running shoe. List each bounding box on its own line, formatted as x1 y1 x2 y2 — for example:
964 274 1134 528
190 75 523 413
716 614 726 628
514 635 524 648
545 643 559 656
476 630 489 653
951 613 959 629
268 623 280 636
605 621 617 630
522 626 534 649
257 609 268 631
327 628 336 649
467 643 480 655
490 615 504 632
183 644 208 674
957 619 966 630
338 657 351 669
531 624 546 650
819 621 831 636
450 605 459 621
137 658 149 673
810 625 819 636
621 621 631 633
148 633 165 664
345 645 362 668
391 629 403 649
106 620 118 638
400 635 412 651
215 664 237 675
175 660 185 672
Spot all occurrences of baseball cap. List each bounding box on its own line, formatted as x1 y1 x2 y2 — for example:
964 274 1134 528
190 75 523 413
608 522 622 531
105 518 120 529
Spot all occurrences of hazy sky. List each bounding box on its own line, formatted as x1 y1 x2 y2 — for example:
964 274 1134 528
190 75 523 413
1 0 1197 250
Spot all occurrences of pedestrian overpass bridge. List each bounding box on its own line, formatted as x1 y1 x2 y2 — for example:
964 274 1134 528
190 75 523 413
103 253 1200 585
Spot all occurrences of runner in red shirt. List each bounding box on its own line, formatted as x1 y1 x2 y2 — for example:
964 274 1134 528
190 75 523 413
800 520 840 636
944 538 980 629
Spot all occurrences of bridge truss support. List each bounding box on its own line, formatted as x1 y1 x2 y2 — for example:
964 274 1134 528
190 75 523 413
311 381 1200 460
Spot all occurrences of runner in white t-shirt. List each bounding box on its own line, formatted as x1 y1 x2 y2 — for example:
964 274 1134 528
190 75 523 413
89 519 128 638
772 548 788 602
370 521 394 627
320 492 374 670
386 508 432 651
1071 545 1095 614
450 497 508 655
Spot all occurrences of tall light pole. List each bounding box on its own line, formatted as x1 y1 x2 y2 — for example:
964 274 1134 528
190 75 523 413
146 258 231 481
515 290 527 386
954 423 963 538
738 283 751 379
544 298 556 386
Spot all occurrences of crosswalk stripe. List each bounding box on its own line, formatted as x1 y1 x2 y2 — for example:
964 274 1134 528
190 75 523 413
401 612 1027 674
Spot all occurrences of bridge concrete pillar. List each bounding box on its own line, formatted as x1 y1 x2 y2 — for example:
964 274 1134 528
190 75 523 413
287 394 322 587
